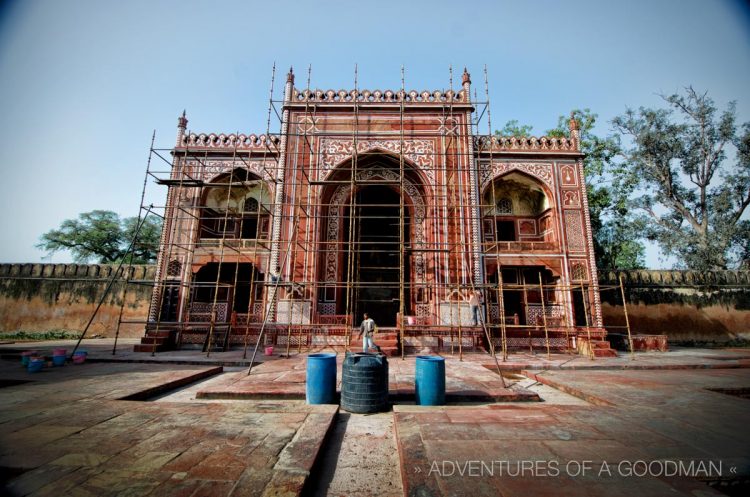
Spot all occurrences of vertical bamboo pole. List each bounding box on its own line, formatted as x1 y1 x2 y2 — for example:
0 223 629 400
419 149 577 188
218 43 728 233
399 65 406 360
539 273 550 359
560 281 572 354
498 271 507 361
522 277 532 354
619 274 635 360
581 283 594 360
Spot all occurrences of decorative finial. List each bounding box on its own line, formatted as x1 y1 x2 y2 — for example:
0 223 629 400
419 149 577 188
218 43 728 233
287 67 295 84
178 110 188 130
568 111 579 132
462 67 471 85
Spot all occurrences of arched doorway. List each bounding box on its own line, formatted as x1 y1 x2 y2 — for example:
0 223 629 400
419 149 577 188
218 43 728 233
319 159 428 325
343 185 411 326
190 262 263 321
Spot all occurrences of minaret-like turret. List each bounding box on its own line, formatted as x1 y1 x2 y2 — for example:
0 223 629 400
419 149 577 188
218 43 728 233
176 110 188 147
462 68 471 102
285 67 294 102
568 111 580 150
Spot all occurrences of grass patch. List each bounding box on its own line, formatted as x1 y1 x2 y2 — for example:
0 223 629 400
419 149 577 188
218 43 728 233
0 330 82 341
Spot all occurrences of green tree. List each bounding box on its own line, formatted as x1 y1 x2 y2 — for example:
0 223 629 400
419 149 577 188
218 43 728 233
38 210 162 264
496 119 534 137
612 88 750 270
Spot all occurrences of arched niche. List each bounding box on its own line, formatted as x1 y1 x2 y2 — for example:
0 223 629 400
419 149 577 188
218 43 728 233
317 154 429 322
481 171 556 245
199 168 272 240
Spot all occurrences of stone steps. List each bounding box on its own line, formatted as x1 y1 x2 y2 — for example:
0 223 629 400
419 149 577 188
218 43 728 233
577 337 618 358
134 327 174 353
347 332 400 356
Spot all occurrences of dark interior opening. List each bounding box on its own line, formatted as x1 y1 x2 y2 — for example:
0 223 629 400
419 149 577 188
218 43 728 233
192 263 262 314
496 220 516 241
343 185 410 326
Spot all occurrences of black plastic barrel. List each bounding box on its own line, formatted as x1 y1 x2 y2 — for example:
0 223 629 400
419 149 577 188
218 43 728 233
415 355 446 405
306 353 337 404
341 352 389 413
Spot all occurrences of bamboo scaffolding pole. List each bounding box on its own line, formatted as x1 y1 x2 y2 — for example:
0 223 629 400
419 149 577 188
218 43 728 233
205 138 242 357
619 274 635 360
113 131 156 355
242 64 276 359
539 273 551 359
343 64 359 352
522 279 532 354
581 283 594 360
498 272 508 360
399 64 406 360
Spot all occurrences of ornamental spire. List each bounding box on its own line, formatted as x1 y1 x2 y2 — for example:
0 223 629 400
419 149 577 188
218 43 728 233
568 111 579 132
178 110 188 130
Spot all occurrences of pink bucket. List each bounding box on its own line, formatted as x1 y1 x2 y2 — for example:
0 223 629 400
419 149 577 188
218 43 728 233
72 353 86 364
264 346 274 356
53 348 67 356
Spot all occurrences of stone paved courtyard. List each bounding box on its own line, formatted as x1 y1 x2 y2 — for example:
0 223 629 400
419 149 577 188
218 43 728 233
0 340 749 496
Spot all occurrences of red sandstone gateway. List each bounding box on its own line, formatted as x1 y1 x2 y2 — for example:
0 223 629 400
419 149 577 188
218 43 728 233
137 67 614 357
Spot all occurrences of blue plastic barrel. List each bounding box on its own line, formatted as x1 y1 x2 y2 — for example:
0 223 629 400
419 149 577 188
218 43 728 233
27 358 45 373
306 353 337 404
415 355 445 406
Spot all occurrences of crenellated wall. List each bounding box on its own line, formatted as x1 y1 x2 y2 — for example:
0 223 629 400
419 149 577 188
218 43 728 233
599 270 750 344
0 264 748 344
0 263 155 337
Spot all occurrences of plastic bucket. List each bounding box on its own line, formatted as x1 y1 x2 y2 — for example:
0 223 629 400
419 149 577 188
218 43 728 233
21 351 37 366
306 353 337 404
52 355 66 367
264 346 274 356
72 351 87 364
27 357 45 373
53 348 67 356
415 356 446 406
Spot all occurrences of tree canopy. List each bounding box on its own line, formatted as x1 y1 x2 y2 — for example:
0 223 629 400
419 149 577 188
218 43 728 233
37 210 162 264
612 87 750 270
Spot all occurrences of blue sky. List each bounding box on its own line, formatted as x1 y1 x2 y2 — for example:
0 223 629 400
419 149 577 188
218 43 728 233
1 0 748 266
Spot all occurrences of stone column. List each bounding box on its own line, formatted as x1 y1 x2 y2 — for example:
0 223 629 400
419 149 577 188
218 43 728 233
463 69 483 288
148 112 188 322
267 69 294 320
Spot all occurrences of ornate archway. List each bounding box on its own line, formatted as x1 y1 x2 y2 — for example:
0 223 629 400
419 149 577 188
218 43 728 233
320 166 427 323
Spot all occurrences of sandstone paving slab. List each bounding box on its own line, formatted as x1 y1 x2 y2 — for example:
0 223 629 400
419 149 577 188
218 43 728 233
392 366 750 496
4 344 750 495
0 361 339 497
196 354 539 402
4 340 750 372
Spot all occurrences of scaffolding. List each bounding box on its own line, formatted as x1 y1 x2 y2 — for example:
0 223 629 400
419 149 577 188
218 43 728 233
112 64 633 360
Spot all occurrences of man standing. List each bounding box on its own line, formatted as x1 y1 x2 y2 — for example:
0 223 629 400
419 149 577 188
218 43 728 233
358 313 381 353
469 291 483 326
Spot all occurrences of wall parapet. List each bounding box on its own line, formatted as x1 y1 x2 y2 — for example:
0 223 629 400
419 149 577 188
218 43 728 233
291 88 469 104
598 269 750 287
0 263 156 281
474 135 578 153
178 133 280 151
